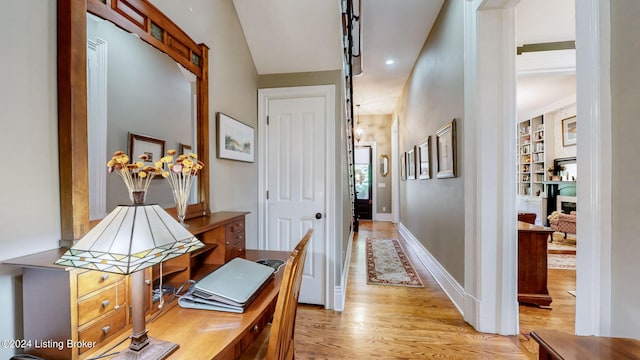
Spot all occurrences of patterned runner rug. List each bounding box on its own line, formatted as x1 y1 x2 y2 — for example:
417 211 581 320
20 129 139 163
366 238 424 287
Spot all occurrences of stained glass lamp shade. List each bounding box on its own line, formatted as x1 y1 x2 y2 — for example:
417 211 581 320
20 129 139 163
56 204 203 273
56 204 204 359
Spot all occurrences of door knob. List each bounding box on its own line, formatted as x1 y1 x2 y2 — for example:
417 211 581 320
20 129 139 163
315 212 323 219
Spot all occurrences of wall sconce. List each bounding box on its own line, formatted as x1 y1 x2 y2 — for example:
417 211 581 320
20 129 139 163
354 104 364 143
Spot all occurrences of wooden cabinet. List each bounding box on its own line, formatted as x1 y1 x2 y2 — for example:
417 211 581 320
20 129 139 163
4 211 248 360
9 263 130 360
518 221 554 307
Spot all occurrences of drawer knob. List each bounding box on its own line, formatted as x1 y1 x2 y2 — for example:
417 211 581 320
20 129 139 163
252 324 260 334
102 325 111 334
225 241 230 245
101 300 111 308
238 235 244 239
101 274 110 281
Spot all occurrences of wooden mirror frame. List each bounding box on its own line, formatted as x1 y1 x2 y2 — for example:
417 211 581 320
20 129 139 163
58 0 210 244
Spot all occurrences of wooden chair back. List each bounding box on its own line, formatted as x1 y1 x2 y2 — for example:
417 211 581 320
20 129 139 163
266 229 312 360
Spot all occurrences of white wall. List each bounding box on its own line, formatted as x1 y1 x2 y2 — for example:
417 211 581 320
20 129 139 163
0 2 60 357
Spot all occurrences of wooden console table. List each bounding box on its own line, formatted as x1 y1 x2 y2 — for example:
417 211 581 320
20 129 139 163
3 211 251 360
531 329 640 359
518 221 554 307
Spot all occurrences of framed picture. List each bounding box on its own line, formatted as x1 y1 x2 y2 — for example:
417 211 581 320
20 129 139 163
216 112 255 162
562 116 577 147
435 119 457 179
400 152 407 181
407 147 416 180
418 136 431 180
128 133 165 164
180 143 192 155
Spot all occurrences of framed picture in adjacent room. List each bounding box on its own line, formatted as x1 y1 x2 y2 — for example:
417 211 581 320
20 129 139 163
562 115 577 147
418 136 431 180
435 119 457 179
407 147 416 180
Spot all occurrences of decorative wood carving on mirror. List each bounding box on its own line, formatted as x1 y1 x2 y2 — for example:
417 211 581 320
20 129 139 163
57 0 210 245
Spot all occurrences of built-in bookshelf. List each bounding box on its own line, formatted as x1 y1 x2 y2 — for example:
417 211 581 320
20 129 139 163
518 115 546 197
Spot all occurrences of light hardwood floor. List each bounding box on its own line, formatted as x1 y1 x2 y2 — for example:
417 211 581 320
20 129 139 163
294 220 576 359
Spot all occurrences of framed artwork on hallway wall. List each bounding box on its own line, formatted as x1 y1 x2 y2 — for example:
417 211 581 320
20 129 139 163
407 147 416 180
418 136 431 180
435 119 457 179
401 152 407 181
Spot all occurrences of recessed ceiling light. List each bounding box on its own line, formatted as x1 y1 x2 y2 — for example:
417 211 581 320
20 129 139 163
385 59 395 65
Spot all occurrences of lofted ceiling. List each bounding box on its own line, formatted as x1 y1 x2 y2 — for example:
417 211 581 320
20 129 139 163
232 0 343 75
233 0 444 116
233 0 575 118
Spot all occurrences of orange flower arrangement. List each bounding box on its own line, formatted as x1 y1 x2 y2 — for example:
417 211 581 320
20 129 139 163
159 150 205 223
107 151 162 202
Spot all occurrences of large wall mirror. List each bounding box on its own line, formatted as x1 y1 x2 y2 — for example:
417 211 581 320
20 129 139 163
58 0 210 244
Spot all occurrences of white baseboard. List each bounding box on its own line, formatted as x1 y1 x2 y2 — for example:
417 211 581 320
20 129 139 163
374 213 394 222
333 229 354 312
398 223 465 316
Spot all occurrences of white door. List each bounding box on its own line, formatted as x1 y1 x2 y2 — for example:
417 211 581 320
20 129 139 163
266 96 326 305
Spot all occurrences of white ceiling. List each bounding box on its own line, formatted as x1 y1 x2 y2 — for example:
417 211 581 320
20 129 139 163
233 0 444 116
232 0 343 74
353 0 444 115
233 0 576 118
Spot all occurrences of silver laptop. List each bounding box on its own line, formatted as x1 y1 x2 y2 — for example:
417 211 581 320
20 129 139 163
190 257 275 308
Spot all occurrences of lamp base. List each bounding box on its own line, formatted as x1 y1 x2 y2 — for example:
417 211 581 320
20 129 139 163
111 337 178 360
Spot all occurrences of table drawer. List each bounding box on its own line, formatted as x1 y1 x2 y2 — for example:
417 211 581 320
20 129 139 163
230 244 245 259
237 301 276 356
78 306 126 354
228 219 245 233
77 270 124 297
78 282 126 326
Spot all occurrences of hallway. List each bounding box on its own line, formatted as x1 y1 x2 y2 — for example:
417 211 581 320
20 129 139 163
294 220 576 359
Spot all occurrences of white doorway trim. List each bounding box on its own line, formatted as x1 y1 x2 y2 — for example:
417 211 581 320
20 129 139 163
391 117 400 223
464 0 609 336
574 0 612 336
257 85 336 309
463 0 519 335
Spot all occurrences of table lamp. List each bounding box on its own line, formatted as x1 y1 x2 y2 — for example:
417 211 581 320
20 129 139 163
55 201 204 359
